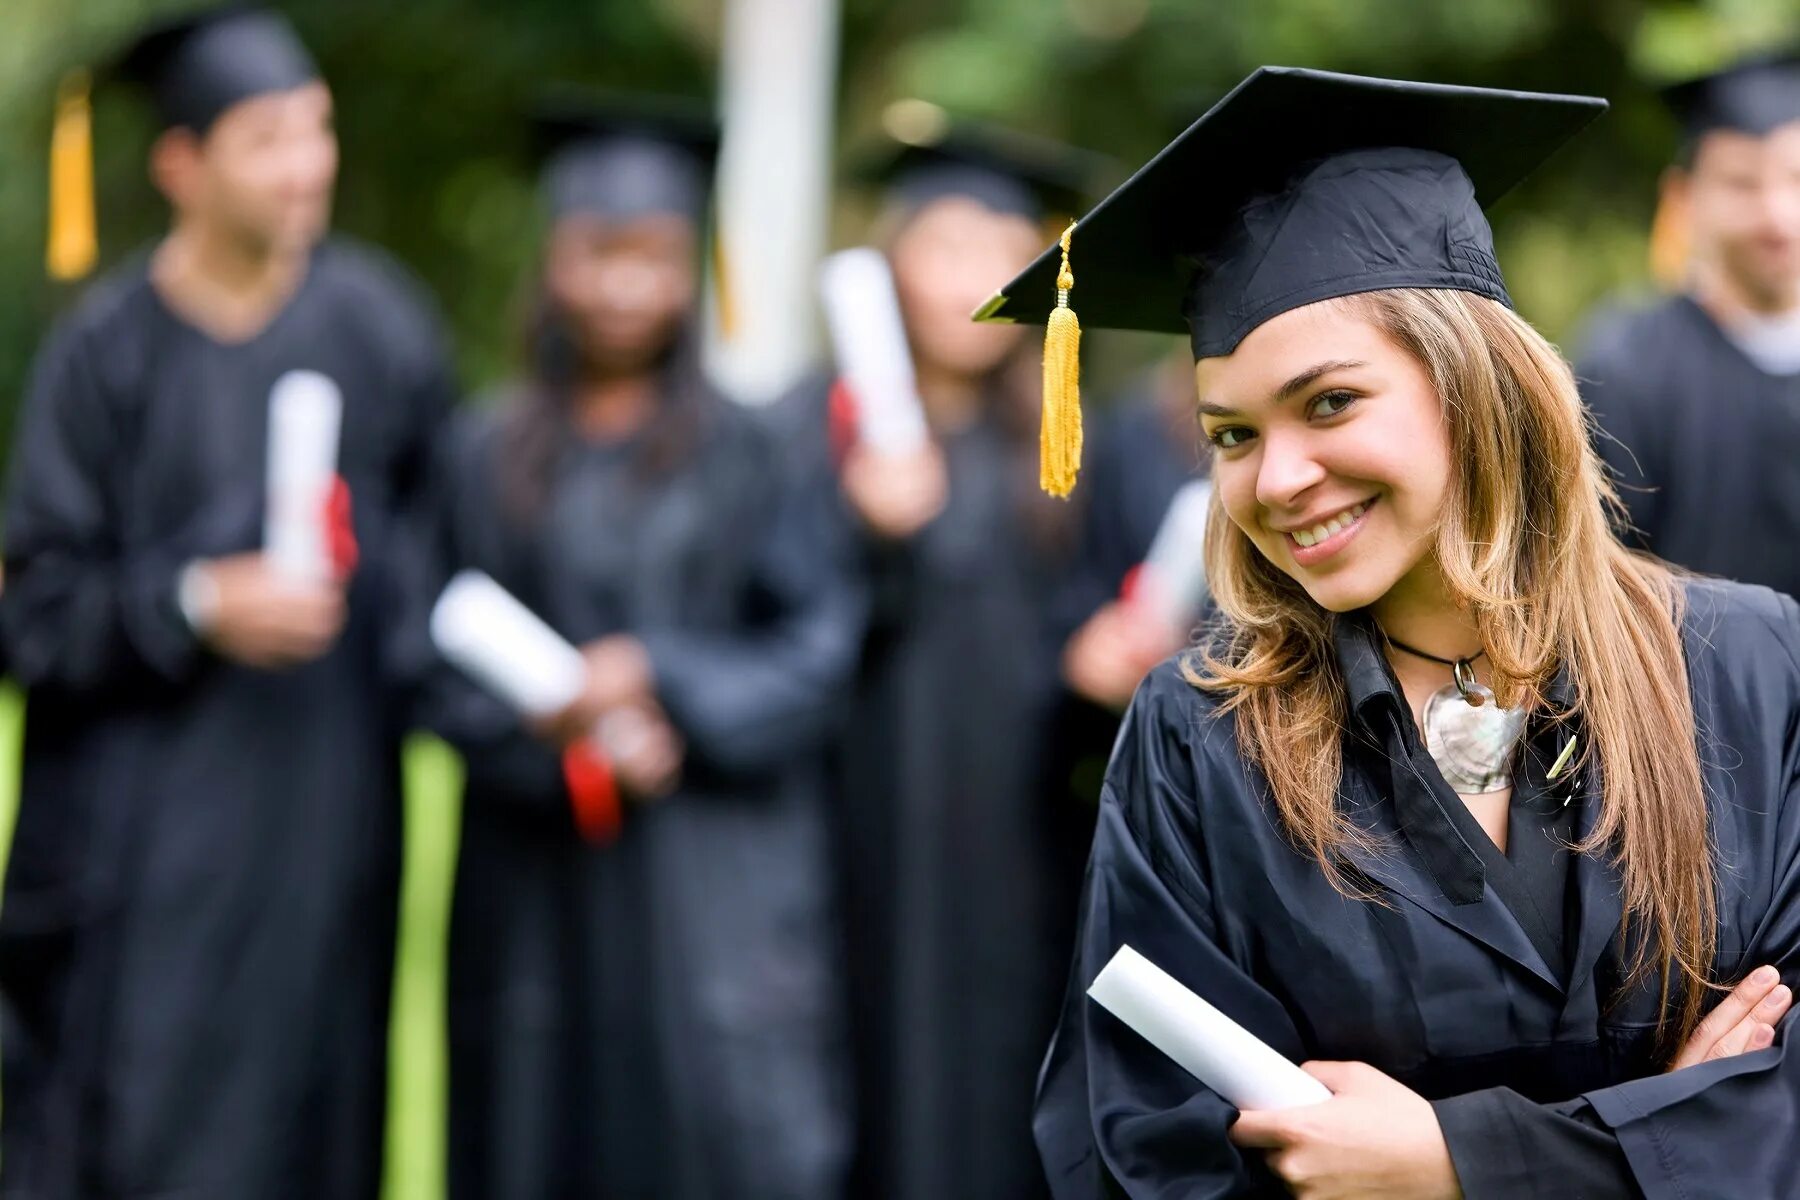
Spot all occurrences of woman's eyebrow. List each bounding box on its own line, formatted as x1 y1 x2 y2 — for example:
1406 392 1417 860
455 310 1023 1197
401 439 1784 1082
1197 359 1368 418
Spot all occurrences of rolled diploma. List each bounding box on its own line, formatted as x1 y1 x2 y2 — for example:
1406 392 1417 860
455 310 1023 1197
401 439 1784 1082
818 247 928 456
1087 944 1330 1110
430 571 586 719
1133 479 1213 632
264 369 344 582
430 571 639 760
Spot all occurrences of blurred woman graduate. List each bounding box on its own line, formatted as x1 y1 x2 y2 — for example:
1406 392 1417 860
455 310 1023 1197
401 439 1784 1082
420 96 861 1200
787 112 1105 1200
988 68 1800 1199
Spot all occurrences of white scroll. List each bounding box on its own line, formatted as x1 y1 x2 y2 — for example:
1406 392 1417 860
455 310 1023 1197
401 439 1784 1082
430 571 647 759
1087 944 1330 1111
1131 480 1214 633
430 571 586 718
263 370 344 582
818 247 929 456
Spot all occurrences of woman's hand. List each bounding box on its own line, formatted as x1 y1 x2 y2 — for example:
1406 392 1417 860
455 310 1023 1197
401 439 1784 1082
1061 600 1186 711
840 444 948 541
1669 964 1791 1071
1228 1062 1460 1200
532 635 658 747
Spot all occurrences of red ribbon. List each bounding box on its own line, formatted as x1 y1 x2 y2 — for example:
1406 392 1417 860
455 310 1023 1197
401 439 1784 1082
828 378 861 467
563 742 622 845
323 475 359 582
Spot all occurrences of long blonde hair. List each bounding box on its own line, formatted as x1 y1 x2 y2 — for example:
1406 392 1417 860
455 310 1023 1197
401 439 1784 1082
1187 287 1713 1046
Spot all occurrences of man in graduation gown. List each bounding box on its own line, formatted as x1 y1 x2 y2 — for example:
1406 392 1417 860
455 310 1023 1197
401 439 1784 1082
1579 53 1800 594
0 9 453 1197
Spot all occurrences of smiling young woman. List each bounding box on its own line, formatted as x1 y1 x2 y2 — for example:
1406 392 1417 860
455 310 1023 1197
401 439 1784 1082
978 68 1800 1200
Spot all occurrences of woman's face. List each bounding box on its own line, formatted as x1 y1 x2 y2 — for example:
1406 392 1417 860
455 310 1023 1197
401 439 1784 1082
888 196 1040 378
545 211 697 376
1195 300 1453 614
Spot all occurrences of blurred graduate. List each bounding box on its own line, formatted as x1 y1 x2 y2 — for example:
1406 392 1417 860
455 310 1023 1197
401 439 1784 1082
985 67 1800 1198
418 94 860 1200
788 110 1101 1200
0 6 453 1196
1579 52 1800 594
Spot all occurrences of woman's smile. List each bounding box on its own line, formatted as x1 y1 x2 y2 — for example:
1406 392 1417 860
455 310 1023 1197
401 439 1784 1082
1276 496 1376 567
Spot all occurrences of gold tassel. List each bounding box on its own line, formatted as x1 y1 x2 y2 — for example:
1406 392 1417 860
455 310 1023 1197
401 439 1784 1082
712 223 739 342
47 70 97 282
1648 184 1688 290
1040 220 1082 497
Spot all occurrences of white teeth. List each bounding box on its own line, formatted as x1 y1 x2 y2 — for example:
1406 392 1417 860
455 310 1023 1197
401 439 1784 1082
1289 501 1370 550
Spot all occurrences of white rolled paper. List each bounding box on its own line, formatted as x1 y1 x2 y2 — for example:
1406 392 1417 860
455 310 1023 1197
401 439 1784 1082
818 247 929 456
1132 479 1214 634
1087 944 1330 1111
264 369 344 582
430 571 587 719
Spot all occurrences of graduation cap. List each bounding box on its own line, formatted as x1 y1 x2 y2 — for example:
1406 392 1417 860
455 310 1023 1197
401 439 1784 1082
973 67 1606 496
46 4 320 281
532 91 721 224
854 100 1109 223
1660 50 1800 141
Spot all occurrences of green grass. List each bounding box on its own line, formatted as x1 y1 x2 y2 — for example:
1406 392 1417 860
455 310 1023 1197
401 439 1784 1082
0 689 464 1200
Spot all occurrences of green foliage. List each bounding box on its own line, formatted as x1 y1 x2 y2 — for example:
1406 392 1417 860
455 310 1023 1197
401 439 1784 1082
1 0 1793 436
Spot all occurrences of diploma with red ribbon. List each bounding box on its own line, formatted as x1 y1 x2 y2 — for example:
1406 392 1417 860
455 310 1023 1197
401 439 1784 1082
264 369 345 583
818 247 929 457
429 570 621 842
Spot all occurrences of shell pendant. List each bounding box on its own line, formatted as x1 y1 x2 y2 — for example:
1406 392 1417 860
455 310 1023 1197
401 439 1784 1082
1420 667 1527 794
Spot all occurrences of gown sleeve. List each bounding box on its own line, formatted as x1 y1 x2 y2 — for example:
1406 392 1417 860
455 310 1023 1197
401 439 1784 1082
638 428 867 777
1 319 205 695
1034 665 1302 1199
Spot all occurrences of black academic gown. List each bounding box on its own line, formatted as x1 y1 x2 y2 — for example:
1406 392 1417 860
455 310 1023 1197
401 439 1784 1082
1049 382 1206 823
787 374 1078 1200
1579 295 1800 597
0 241 452 1199
424 391 859 1200
1038 578 1800 1199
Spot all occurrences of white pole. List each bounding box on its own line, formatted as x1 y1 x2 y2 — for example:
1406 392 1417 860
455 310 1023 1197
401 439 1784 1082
704 0 840 405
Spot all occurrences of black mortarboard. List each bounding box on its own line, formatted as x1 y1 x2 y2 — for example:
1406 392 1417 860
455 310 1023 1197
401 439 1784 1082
113 4 320 133
979 67 1605 355
855 101 1107 222
1660 51 1800 141
532 92 720 224
972 67 1605 496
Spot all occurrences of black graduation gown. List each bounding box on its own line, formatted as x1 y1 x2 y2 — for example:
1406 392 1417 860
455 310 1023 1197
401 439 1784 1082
0 241 452 1198
795 377 1077 1200
1038 578 1800 1199
1579 295 1800 597
424 393 859 1200
1049 381 1206 821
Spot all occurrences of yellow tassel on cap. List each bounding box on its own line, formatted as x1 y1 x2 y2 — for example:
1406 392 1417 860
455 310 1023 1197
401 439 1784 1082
1040 220 1082 497
47 70 97 282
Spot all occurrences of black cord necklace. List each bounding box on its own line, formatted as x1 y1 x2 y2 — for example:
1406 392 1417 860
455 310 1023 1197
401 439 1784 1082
1379 629 1525 794
1383 634 1486 704
1383 636 1483 669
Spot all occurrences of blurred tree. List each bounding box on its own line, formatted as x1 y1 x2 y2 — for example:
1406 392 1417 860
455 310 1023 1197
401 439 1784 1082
0 0 1792 454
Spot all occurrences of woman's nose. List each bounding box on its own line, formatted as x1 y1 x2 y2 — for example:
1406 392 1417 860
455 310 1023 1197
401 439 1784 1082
1254 428 1327 511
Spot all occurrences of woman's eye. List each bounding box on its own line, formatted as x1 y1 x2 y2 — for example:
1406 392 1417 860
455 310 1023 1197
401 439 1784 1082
1208 426 1253 449
1310 389 1358 419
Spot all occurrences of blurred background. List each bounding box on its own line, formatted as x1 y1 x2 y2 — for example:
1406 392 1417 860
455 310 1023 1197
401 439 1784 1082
0 0 1793 1196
